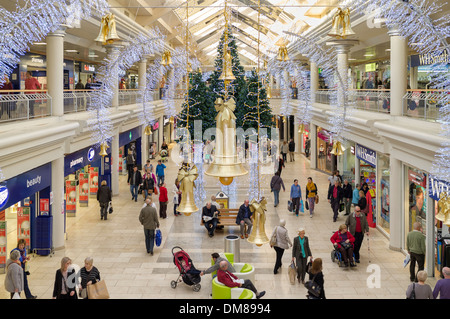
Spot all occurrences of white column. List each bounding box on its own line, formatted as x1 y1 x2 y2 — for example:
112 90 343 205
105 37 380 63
138 58 147 91
111 131 120 196
158 116 164 149
310 61 319 103
389 28 408 116
51 157 65 249
355 154 361 186
410 66 418 90
46 29 65 117
310 123 317 169
141 125 148 165
105 44 122 109
389 157 402 251
294 121 299 153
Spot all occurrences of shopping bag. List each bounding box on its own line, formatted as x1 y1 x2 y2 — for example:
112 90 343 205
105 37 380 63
288 200 293 212
288 261 297 285
339 202 345 212
108 201 113 214
155 229 162 247
300 199 305 213
87 280 109 299
12 292 21 299
403 254 411 268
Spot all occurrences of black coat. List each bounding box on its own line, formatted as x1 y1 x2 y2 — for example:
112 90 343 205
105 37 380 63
308 271 325 299
236 204 252 225
53 269 78 299
97 185 112 204
127 170 142 185
288 141 295 152
292 236 312 259
327 184 343 202
342 183 353 199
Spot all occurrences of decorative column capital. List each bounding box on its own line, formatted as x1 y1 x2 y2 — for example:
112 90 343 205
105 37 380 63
326 39 359 54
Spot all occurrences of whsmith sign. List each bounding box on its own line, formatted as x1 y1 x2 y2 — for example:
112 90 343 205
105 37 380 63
411 49 450 68
355 144 377 167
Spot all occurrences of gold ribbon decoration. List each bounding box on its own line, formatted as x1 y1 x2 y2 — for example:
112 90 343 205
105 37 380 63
177 164 199 185
215 97 236 125
247 197 269 246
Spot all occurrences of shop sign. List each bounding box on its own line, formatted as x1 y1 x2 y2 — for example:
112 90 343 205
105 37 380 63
87 148 95 162
411 49 449 68
355 144 376 167
408 169 427 188
429 175 450 201
0 186 9 211
65 145 103 175
81 63 96 73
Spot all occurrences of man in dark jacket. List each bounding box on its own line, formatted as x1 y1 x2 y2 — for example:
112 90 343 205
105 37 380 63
128 165 142 202
139 198 159 255
288 138 295 162
342 179 353 216
236 200 253 239
97 180 112 220
202 202 219 237
345 206 369 263
327 180 343 222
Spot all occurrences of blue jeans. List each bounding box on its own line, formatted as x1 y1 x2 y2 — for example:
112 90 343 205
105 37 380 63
205 218 218 236
157 175 165 187
130 185 139 201
144 229 155 253
273 189 280 206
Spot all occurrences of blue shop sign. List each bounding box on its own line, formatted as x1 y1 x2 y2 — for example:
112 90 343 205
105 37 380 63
64 145 107 176
356 144 377 167
429 175 450 201
0 163 51 211
119 127 142 147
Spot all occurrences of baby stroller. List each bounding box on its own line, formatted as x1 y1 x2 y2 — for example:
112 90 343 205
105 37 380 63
170 246 201 292
160 149 168 162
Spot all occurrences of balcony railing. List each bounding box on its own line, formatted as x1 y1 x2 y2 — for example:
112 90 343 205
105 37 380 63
0 90 52 123
402 89 449 122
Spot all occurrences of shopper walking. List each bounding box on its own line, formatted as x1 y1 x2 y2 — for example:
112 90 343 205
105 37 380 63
11 239 36 299
342 179 353 216
52 257 77 299
433 267 450 299
159 182 168 219
270 171 285 207
270 220 292 274
128 165 142 202
292 228 312 284
281 140 289 162
139 198 160 255
406 222 426 282
4 250 24 299
79 257 101 299
288 138 295 162
142 170 155 200
25 71 41 117
156 160 166 186
97 180 112 220
306 258 325 299
352 184 360 207
305 177 318 218
236 199 253 239
327 180 343 222
345 206 369 263
290 179 302 216
406 270 433 299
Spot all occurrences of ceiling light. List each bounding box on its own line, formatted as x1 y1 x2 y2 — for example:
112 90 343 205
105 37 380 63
33 42 47 45
65 49 78 53
411 43 423 46
88 54 99 58
364 54 375 57
385 49 391 52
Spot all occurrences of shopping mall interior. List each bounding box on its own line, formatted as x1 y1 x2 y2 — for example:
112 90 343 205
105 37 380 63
0 0 449 303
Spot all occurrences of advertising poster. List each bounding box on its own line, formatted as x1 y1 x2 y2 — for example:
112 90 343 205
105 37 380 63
89 167 99 196
17 207 30 250
40 198 49 215
79 173 89 207
65 180 77 217
0 216 6 274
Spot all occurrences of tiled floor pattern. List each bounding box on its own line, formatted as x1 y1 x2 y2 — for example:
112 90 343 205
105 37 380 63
0 152 437 299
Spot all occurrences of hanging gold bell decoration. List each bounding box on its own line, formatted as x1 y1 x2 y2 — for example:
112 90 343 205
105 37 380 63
205 97 248 185
219 49 236 81
144 125 152 136
298 124 304 134
99 142 109 157
328 8 355 38
161 51 173 66
247 197 270 247
437 192 450 226
330 140 345 156
266 85 272 98
276 46 289 62
176 164 199 216
95 13 120 45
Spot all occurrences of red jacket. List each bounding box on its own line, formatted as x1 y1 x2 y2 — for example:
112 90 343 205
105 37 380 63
159 186 168 202
217 269 240 288
330 230 355 249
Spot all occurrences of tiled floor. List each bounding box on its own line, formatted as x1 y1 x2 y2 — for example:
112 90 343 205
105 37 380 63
0 152 437 299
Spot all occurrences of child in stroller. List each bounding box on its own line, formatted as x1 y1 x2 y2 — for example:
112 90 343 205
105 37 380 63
170 246 202 292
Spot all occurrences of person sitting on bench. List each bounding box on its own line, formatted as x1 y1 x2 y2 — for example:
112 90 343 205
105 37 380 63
202 202 219 238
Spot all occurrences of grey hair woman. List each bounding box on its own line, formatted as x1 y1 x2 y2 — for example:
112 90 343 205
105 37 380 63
4 250 24 299
79 256 101 299
271 219 292 274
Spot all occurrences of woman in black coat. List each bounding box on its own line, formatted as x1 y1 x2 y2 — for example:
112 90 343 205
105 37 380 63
307 258 325 299
292 228 312 284
53 257 77 299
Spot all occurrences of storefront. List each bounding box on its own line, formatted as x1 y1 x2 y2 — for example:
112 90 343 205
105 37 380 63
299 123 310 158
340 142 356 185
0 164 52 269
76 62 97 87
316 127 336 174
147 120 160 160
164 116 175 144
64 145 111 217
120 127 142 176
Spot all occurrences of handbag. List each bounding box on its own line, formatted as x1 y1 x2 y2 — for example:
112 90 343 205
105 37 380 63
407 283 416 299
305 199 309 210
288 200 293 212
108 201 113 214
87 280 110 299
304 274 321 297
315 194 319 204
155 229 162 247
341 242 352 250
339 202 345 212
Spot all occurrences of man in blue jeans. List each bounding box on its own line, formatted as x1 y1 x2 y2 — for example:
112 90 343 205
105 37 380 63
290 179 302 216
156 160 166 186
127 165 142 202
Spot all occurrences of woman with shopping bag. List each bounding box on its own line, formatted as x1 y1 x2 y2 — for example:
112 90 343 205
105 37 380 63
4 250 24 299
292 228 313 284
270 219 292 275
79 257 101 299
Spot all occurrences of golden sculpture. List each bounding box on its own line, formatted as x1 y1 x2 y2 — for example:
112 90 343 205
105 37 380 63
205 97 248 185
276 46 289 62
144 125 152 136
247 197 270 246
437 192 450 226
95 13 120 45
328 8 355 38
161 51 173 66
176 164 199 216
330 140 345 156
99 142 109 157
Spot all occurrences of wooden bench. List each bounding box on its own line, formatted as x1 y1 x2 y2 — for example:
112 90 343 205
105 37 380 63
200 208 239 227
